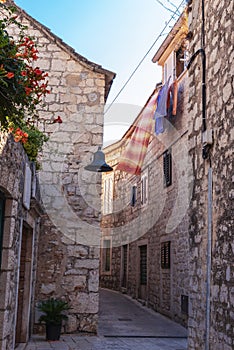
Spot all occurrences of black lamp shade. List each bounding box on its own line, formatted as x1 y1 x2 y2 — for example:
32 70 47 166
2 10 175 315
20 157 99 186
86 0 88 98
84 147 113 172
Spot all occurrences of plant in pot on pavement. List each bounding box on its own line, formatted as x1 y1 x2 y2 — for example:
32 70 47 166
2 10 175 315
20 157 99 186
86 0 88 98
38 298 71 341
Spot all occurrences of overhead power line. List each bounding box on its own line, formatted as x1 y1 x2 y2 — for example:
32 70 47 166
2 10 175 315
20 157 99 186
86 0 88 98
155 0 179 17
166 0 181 13
105 0 185 115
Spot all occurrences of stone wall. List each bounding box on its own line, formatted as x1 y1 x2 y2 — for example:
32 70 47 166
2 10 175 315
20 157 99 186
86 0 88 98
0 134 41 350
101 75 192 327
7 3 115 334
187 0 233 349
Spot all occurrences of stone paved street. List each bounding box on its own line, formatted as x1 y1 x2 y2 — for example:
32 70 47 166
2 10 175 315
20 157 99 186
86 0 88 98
24 289 187 350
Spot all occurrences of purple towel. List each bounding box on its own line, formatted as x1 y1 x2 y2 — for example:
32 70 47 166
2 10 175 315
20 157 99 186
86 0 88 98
154 77 171 135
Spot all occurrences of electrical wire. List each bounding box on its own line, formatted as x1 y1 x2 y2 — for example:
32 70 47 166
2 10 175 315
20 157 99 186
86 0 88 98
166 0 181 13
104 0 186 115
155 0 179 17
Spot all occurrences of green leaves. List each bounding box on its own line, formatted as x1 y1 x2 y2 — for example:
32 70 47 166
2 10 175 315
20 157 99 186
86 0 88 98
38 298 71 326
0 4 50 163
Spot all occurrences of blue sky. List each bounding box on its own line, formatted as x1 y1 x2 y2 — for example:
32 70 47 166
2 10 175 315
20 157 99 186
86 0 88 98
14 0 186 143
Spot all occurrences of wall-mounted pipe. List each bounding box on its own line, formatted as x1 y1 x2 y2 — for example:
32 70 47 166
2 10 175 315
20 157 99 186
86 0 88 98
187 48 207 132
205 166 213 350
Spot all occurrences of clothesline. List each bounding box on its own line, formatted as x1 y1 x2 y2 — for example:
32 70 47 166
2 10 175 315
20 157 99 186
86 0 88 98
116 79 179 175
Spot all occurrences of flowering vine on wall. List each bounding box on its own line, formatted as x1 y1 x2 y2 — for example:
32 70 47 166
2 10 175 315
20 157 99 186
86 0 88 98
0 2 55 164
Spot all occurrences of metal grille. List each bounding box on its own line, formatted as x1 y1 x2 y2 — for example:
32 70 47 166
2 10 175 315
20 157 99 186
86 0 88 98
140 245 147 285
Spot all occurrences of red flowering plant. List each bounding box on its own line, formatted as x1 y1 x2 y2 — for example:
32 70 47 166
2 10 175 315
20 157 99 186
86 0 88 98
0 3 50 163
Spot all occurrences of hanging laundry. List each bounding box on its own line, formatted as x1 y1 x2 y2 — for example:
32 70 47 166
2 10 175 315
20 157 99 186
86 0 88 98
155 116 164 135
116 91 158 175
154 77 171 135
167 79 178 116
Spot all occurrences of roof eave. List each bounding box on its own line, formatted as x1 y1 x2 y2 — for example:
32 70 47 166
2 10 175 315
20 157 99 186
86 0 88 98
152 11 187 64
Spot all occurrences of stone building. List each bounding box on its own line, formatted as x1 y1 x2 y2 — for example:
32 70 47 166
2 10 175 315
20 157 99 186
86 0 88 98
100 11 192 327
187 0 233 349
0 1 115 348
0 134 42 349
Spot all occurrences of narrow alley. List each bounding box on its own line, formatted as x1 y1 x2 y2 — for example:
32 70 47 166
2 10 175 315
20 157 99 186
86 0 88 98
24 289 187 350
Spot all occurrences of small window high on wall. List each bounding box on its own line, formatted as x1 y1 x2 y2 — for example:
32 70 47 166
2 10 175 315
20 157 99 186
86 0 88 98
163 40 188 83
175 44 188 78
0 192 5 268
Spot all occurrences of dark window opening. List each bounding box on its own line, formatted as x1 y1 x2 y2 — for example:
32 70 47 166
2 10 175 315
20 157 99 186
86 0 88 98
163 149 172 187
175 44 187 77
181 295 189 315
161 241 171 269
130 185 137 207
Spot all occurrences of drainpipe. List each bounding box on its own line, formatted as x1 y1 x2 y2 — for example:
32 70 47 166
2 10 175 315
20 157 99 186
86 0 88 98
205 164 213 350
187 1 213 349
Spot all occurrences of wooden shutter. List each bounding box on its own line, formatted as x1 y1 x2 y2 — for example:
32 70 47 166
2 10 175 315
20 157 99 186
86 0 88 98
140 245 147 285
163 150 172 187
141 174 148 205
161 241 171 269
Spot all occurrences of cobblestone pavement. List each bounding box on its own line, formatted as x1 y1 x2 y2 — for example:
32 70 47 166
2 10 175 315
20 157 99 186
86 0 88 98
25 335 187 350
24 289 187 350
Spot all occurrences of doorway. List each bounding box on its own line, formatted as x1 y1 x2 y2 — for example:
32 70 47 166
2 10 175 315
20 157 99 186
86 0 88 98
138 244 147 301
121 244 128 290
15 224 33 344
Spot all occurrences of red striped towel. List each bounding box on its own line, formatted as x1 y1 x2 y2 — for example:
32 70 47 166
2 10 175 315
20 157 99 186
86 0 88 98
116 91 158 175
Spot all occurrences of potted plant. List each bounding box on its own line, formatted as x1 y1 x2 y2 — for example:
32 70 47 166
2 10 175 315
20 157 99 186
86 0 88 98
38 298 70 341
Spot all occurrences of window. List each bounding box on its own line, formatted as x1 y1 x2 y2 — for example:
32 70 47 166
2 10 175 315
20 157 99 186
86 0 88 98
103 175 114 215
141 170 148 206
163 149 172 187
163 40 188 83
164 52 175 82
130 185 137 207
161 241 171 269
175 43 188 78
102 238 111 273
0 192 5 268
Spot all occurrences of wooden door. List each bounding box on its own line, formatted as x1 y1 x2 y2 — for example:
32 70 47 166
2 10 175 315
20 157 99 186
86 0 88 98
139 245 147 300
15 225 33 344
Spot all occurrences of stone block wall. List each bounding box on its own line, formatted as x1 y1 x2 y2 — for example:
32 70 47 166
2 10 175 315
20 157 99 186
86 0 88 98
7 3 115 334
0 134 41 349
101 75 192 327
187 0 233 349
